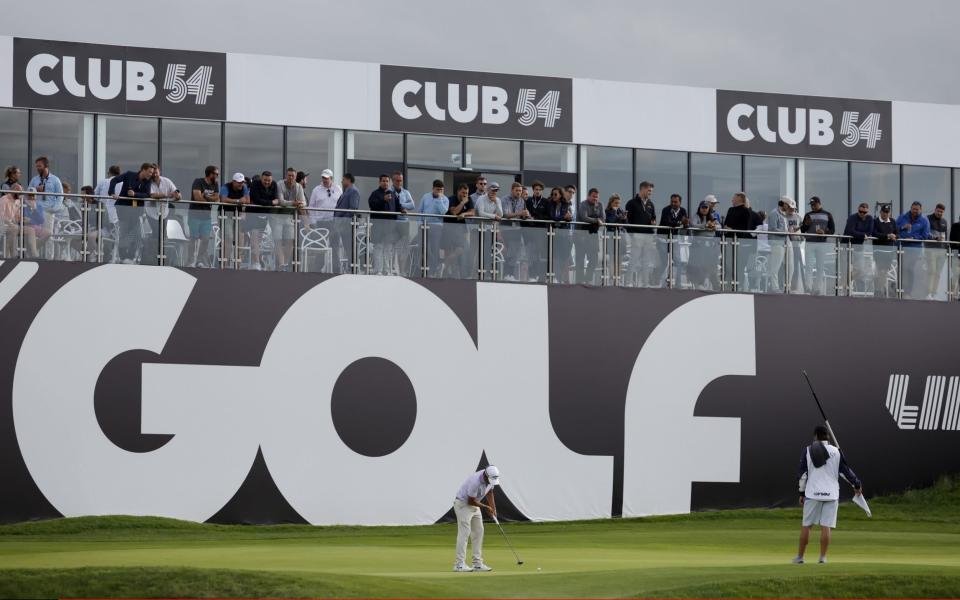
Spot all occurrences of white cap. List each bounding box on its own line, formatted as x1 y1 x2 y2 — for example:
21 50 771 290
704 194 718 204
231 172 245 183
485 465 501 485
321 168 334 179
781 196 797 209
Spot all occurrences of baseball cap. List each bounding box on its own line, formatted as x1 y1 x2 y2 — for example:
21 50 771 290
485 466 501 485
704 194 717 204
781 196 797 209
880 204 892 212
488 182 500 191
231 172 245 183
321 168 334 179
698 200 710 209
809 196 822 205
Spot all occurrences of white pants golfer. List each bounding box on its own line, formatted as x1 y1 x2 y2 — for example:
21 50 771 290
453 499 484 566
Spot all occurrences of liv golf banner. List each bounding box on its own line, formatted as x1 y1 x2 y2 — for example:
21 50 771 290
0 260 958 525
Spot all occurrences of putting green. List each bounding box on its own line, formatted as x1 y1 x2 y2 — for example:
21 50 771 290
1 479 958 598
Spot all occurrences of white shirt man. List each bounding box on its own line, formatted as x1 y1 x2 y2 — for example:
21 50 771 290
453 466 500 572
94 167 121 225
794 426 863 564
147 167 180 219
307 169 342 224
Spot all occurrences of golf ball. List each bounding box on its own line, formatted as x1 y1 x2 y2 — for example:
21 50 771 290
537 567 542 571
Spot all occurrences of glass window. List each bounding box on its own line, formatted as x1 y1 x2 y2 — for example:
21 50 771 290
955 169 960 226
97 115 158 174
287 127 342 182
406 168 448 207
799 159 847 218
0 108 28 182
32 111 93 189
465 138 519 171
745 156 796 218
161 119 221 197
224 123 282 179
347 131 402 162
636 149 687 209
691 153 741 210
851 162 900 216
524 142 576 173
903 166 950 223
407 135 461 168
582 146 632 205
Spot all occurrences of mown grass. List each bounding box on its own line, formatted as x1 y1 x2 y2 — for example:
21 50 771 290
0 477 957 598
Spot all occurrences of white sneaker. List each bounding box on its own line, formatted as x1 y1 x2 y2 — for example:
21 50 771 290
453 563 473 572
792 556 804 564
472 563 493 572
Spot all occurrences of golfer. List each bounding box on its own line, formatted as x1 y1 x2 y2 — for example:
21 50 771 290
452 466 499 572
793 425 863 564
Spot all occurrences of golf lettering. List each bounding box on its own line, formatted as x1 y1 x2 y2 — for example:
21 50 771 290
11 267 746 525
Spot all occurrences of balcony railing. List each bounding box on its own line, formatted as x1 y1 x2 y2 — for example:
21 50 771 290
2 189 957 301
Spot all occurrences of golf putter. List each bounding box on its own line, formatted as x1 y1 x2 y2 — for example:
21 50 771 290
492 515 524 565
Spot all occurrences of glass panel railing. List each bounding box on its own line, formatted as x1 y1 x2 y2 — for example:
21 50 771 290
848 240 874 297
550 222 574 284
498 218 525 282
619 225 665 288
870 239 899 299
679 228 723 291
480 220 501 280
367 215 410 276
567 224 606 286
801 237 836 296
109 201 156 265
920 242 950 301
950 249 960 302
431 215 478 280
300 208 352 274
1 190 21 260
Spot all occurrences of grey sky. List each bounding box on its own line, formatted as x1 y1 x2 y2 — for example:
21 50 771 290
5 0 959 105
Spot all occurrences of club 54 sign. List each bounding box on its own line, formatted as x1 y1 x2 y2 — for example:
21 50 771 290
380 65 573 142
716 89 892 162
13 38 226 120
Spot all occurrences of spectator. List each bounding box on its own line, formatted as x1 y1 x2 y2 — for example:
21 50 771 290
872 204 898 297
723 192 754 290
603 193 627 281
29 157 65 250
307 168 342 228
247 170 281 270
475 181 503 220
189 165 220 268
501 181 529 281
92 165 122 259
925 203 948 299
705 194 723 226
390 171 417 274
296 172 310 204
897 201 930 298
800 196 836 296
1 169 23 258
443 183 476 279
275 167 306 271
625 181 659 287
660 194 688 230
219 172 250 268
419 179 450 277
19 188 48 258
141 164 180 265
951 213 960 298
110 162 155 263
844 202 874 293
768 197 791 292
470 175 488 205
330 173 360 273
525 181 551 282
686 200 721 290
548 186 573 282
368 175 402 275
2 165 22 194
659 193 688 287
576 187 605 283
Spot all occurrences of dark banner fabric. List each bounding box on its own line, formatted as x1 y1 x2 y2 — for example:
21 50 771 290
0 261 958 525
380 65 573 142
13 38 227 120
716 89 893 162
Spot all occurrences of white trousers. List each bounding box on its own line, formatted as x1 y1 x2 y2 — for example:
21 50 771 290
453 499 484 566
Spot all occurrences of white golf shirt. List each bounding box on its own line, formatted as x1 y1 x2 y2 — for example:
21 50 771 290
456 470 494 503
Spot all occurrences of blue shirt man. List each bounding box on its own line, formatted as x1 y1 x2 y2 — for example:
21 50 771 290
29 157 64 213
335 174 361 218
896 202 930 242
419 182 450 225
389 172 415 222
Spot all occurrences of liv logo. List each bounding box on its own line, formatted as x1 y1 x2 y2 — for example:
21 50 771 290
885 374 960 430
